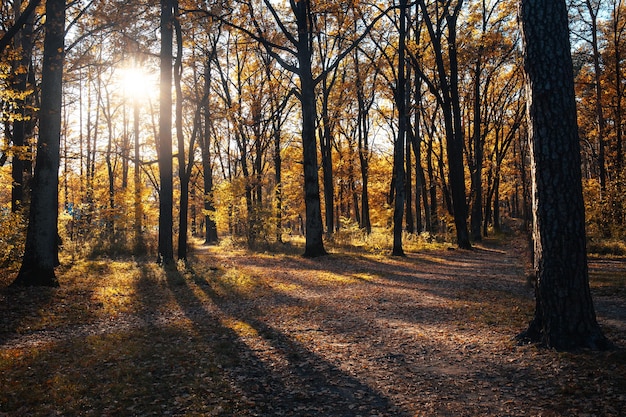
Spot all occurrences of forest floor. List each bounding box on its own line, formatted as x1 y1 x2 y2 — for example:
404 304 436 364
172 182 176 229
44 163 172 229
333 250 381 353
1 231 625 416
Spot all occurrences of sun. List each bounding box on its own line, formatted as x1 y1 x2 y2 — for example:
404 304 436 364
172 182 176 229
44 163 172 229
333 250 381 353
116 65 155 103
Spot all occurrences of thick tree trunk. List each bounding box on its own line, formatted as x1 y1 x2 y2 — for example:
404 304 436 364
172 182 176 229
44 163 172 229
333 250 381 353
300 75 326 257
518 0 610 350
12 0 65 287
158 0 175 265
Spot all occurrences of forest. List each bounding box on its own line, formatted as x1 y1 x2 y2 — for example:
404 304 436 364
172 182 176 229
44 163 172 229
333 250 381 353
1 0 626 416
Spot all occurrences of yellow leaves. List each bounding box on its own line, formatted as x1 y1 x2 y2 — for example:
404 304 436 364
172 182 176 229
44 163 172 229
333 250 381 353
271 281 302 292
352 271 376 281
221 317 259 337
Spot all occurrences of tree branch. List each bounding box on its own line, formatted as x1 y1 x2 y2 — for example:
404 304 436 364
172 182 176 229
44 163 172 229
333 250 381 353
0 0 42 53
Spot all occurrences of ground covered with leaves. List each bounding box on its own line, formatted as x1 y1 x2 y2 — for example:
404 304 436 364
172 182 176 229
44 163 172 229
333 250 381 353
1 234 625 416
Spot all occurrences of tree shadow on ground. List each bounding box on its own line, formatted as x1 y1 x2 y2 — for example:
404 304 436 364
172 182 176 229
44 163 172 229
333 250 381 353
164 263 409 416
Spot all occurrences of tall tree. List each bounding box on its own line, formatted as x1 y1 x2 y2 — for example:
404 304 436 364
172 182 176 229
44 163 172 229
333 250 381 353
12 0 65 287
201 39 219 245
291 0 327 256
10 0 37 213
417 0 471 249
517 0 610 350
392 0 408 256
158 0 175 265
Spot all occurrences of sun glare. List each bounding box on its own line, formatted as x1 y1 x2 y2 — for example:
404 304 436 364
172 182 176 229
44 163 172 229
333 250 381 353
117 66 154 103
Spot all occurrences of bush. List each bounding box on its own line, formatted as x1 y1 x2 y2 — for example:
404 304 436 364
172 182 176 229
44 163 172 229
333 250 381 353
0 209 26 268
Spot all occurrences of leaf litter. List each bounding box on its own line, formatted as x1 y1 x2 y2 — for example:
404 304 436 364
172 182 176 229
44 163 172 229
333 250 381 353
1 233 625 416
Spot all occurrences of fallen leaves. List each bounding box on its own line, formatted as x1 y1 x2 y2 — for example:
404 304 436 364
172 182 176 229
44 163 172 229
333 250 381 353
1 235 625 416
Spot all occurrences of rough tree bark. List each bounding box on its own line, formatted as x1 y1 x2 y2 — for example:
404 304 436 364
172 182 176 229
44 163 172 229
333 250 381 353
517 0 610 350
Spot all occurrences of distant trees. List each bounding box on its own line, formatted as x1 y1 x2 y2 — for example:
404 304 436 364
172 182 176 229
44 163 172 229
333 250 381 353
2 0 625 286
573 0 626 237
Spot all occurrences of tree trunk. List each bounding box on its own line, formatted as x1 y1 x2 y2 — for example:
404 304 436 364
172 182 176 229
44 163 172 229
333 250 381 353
320 83 335 237
158 0 175 265
518 0 610 350
405 123 414 234
133 90 144 251
11 0 35 213
273 127 283 242
294 0 326 257
201 101 218 244
587 1 606 192
392 0 408 257
418 0 469 246
354 49 372 234
427 138 437 233
470 55 484 242
174 10 190 261
447 10 471 249
200 47 219 245
12 0 65 287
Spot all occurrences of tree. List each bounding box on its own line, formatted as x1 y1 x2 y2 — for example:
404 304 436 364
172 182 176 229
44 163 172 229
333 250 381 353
11 0 65 287
416 0 471 249
199 31 220 245
517 0 610 350
204 1 393 256
8 0 37 213
391 0 408 256
0 0 40 53
157 0 175 265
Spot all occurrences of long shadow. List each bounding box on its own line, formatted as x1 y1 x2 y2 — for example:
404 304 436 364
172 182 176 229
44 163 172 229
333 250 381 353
229 247 531 322
187 254 601 416
190 246 626 416
182 262 410 416
0 287 55 344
